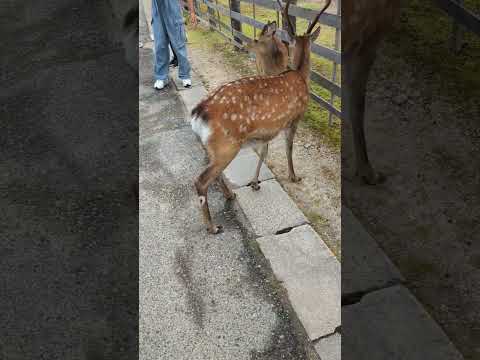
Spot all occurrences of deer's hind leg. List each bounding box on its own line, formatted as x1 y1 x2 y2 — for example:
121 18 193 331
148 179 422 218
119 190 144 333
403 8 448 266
195 140 240 234
344 49 385 185
285 120 302 183
250 142 269 191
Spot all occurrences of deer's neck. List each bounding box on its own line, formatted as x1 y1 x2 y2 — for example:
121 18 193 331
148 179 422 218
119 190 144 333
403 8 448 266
293 42 311 85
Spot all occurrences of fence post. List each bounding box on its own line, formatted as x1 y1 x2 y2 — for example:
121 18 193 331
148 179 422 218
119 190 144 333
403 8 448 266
329 0 340 126
207 1 217 30
230 0 243 45
450 0 465 53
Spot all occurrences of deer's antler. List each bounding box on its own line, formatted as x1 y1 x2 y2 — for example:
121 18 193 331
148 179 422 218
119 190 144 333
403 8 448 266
276 0 295 38
306 0 332 34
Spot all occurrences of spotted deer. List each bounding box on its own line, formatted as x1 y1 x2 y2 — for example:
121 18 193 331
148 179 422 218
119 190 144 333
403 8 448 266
191 0 332 234
243 20 290 190
343 0 402 184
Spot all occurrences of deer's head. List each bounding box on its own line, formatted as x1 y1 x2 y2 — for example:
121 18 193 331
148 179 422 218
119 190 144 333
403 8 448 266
278 1 330 57
245 21 290 75
277 0 331 75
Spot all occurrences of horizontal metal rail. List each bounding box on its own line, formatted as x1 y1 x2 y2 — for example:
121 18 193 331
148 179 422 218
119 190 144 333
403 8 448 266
239 0 340 29
435 0 480 36
200 0 341 63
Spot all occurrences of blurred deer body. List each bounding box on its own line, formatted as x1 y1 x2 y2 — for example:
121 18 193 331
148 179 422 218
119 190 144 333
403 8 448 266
343 0 402 184
191 0 331 234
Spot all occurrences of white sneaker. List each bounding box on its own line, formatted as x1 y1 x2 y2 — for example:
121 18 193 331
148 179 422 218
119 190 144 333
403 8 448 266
150 33 154 41
182 79 192 88
153 79 167 90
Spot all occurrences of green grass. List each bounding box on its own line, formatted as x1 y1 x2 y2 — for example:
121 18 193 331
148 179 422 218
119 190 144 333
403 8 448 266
387 0 480 100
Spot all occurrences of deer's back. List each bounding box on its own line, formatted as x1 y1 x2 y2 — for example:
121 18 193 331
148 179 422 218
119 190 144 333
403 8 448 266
196 72 309 144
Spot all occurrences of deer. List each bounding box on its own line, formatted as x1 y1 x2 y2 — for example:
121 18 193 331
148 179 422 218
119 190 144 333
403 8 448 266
242 19 291 190
191 0 332 234
343 0 402 184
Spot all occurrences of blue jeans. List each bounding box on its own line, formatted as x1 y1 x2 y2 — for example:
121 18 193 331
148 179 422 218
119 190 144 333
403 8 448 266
152 0 191 81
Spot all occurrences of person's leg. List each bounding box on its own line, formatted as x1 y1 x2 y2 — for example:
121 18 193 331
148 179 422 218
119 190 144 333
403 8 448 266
151 0 169 83
143 0 154 40
163 0 191 81
169 42 178 67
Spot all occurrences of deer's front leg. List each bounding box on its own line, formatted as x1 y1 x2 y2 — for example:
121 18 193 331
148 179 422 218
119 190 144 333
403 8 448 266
250 142 268 191
344 52 385 185
285 121 302 183
218 176 236 200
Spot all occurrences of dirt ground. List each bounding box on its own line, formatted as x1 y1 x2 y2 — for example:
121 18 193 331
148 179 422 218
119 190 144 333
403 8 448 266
342 26 480 360
186 30 341 258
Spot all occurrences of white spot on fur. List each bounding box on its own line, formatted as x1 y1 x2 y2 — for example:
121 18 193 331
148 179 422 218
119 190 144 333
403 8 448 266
191 114 211 145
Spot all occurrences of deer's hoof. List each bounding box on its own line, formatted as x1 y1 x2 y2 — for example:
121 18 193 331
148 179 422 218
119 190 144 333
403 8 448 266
251 183 261 191
357 170 386 185
290 175 302 183
208 224 224 234
225 192 236 201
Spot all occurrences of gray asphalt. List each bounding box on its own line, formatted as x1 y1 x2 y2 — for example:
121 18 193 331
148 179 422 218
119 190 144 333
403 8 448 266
1 1 138 359
139 12 312 360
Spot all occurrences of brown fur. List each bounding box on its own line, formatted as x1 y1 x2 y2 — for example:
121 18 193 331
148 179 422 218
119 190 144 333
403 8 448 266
245 22 289 76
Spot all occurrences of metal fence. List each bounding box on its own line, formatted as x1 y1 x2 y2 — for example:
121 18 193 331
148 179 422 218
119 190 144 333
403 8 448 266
435 0 480 52
183 0 342 125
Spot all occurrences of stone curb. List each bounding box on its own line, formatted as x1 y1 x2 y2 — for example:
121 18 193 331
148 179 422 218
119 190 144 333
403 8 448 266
342 284 464 360
256 224 341 340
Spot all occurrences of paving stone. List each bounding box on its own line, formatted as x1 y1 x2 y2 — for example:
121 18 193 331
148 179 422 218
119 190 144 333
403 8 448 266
177 84 208 115
257 225 340 340
222 147 274 189
234 180 308 237
342 206 404 297
140 128 206 186
342 285 464 360
314 333 341 360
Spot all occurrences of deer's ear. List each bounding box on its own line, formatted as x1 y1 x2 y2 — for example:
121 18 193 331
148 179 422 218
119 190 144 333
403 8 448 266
260 23 269 36
310 26 321 42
